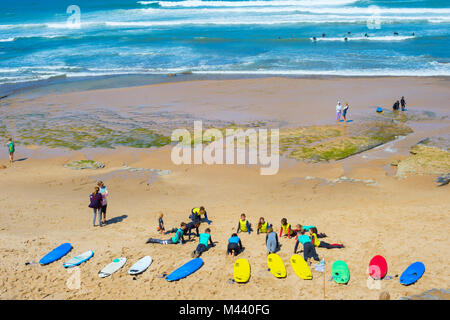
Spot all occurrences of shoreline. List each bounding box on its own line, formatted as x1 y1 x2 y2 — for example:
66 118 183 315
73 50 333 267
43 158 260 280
2 73 450 100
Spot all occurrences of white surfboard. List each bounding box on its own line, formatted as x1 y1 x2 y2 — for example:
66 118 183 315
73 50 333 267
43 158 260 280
63 250 94 268
128 256 152 275
98 257 127 278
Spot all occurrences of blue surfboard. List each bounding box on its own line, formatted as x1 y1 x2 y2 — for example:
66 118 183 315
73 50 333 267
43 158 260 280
39 243 72 265
400 261 425 286
166 258 203 282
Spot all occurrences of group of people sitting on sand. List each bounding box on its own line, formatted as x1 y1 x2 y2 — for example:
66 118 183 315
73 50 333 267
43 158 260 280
146 207 345 264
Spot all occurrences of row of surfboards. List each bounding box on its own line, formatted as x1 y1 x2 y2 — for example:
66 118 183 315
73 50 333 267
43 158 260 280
234 253 425 285
38 243 425 285
37 242 201 281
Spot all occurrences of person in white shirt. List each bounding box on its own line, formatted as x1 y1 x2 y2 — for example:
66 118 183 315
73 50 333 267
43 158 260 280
336 102 342 122
97 181 108 226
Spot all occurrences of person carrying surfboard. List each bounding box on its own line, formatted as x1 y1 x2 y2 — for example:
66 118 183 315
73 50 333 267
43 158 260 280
265 227 280 254
308 228 344 249
227 233 243 256
237 213 252 234
256 217 272 234
146 222 187 245
191 228 215 258
279 218 295 239
294 234 320 263
190 206 211 225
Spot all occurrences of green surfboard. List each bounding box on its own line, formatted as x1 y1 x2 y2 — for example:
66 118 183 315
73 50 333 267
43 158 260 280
332 260 350 284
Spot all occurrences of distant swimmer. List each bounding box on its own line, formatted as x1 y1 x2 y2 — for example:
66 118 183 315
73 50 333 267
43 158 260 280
312 36 317 42
347 31 351 35
394 32 399 36
364 33 369 37
400 96 407 111
322 33 326 38
344 37 348 42
412 32 415 36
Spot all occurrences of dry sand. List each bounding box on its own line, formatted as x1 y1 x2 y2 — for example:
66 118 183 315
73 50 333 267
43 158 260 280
0 76 449 300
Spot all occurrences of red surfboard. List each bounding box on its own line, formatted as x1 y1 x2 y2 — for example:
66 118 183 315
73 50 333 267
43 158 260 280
369 255 387 280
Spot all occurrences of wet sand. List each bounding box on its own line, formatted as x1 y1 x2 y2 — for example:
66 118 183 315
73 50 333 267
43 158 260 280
0 76 449 300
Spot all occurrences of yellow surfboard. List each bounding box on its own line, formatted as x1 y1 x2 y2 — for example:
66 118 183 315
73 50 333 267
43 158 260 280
233 258 251 283
290 254 313 280
267 253 286 278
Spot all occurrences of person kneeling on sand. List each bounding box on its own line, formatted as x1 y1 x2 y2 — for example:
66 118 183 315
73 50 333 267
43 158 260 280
237 213 252 234
227 233 243 256
280 218 295 239
191 228 215 258
266 227 280 254
309 228 344 249
190 206 211 225
89 187 103 227
294 234 320 263
147 222 186 245
257 217 272 234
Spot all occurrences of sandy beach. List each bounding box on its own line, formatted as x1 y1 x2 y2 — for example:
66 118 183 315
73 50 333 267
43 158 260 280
0 76 449 300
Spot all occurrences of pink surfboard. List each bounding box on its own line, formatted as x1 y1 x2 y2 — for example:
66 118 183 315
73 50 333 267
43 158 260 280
369 255 387 280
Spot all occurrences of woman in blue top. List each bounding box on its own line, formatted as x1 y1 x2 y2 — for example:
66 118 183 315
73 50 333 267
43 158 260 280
227 233 243 256
294 234 320 262
146 222 186 245
191 228 215 258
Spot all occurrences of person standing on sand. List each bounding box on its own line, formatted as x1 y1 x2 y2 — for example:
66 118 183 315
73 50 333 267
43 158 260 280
7 138 14 165
400 96 406 111
98 181 108 226
89 187 103 227
336 102 342 122
342 102 349 121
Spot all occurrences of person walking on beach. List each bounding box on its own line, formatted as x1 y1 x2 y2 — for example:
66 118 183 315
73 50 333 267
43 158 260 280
400 96 406 111
7 138 14 165
342 102 350 121
89 186 103 227
98 181 108 226
336 102 342 122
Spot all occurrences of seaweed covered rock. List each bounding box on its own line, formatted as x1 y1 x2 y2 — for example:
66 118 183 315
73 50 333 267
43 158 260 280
395 136 450 177
64 160 105 170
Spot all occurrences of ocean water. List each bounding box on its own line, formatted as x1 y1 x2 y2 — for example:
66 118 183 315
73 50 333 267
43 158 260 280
0 0 449 85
